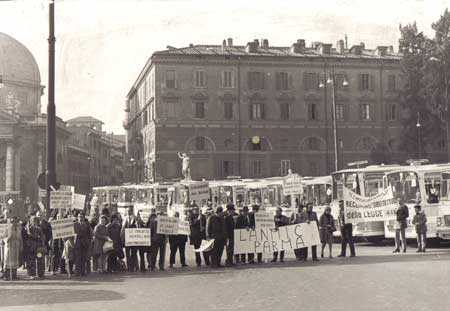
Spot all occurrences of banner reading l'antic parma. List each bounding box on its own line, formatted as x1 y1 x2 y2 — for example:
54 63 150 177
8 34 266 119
234 222 321 255
342 186 398 223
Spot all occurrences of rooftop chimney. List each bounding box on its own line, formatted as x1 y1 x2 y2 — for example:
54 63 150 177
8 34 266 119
336 40 345 54
254 39 260 48
262 39 269 49
388 45 394 53
344 34 348 49
375 46 388 57
290 39 306 54
360 42 365 50
246 41 258 53
189 43 194 47
318 43 332 55
311 41 321 49
350 45 363 55
222 39 226 51
227 38 233 47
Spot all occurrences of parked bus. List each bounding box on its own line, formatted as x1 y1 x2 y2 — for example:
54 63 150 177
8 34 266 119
209 180 247 210
302 175 333 216
167 180 209 218
117 184 137 217
332 164 402 242
91 186 120 215
384 163 450 242
134 182 172 222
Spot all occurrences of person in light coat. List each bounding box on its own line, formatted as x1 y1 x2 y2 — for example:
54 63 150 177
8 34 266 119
1 217 22 280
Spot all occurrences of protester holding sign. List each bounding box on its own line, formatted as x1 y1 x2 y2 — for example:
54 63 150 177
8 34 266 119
248 205 262 264
319 206 336 259
169 212 188 268
304 203 320 262
272 207 289 263
235 206 251 264
206 206 227 268
189 207 210 267
1 217 22 281
338 200 356 258
149 210 166 271
290 204 308 260
121 207 139 272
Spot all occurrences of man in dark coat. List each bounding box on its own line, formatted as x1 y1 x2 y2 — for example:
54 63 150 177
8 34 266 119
189 207 210 267
121 206 139 272
272 207 289 262
338 200 356 258
248 205 262 264
206 206 227 268
224 204 238 267
393 199 409 253
235 206 251 264
107 213 124 272
74 212 93 277
169 212 188 268
304 202 319 261
149 210 166 271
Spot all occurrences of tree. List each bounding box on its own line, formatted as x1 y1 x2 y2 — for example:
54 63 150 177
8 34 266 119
398 22 443 160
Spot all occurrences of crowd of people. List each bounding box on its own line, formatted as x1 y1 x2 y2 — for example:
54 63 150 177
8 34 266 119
0 198 428 281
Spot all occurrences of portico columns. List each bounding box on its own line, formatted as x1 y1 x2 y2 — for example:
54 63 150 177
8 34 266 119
5 141 14 191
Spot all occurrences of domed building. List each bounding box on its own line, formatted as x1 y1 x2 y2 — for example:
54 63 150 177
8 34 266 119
0 32 70 205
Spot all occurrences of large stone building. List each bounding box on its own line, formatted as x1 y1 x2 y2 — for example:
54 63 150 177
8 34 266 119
123 38 444 181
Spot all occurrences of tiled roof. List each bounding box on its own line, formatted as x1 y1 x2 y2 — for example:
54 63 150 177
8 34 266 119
153 44 401 60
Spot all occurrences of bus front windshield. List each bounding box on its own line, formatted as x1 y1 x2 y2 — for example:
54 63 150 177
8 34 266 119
218 186 233 206
387 171 421 203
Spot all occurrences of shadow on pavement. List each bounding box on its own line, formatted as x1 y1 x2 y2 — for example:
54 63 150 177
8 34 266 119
0 288 125 307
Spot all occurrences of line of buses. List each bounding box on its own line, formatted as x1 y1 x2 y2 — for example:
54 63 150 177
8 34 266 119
92 161 450 244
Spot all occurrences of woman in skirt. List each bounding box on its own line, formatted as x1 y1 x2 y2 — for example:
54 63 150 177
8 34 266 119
319 206 336 259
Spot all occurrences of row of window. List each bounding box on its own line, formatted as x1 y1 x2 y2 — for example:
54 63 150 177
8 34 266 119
164 70 398 92
158 100 398 122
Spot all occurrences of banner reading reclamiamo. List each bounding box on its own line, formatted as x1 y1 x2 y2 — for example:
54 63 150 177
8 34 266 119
342 187 398 223
234 223 321 254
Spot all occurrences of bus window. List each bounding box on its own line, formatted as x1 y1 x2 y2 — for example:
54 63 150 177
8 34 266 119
333 174 344 200
388 172 421 203
424 173 441 204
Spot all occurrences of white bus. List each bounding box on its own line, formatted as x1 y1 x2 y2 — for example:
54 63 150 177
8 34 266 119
302 176 333 217
332 164 402 242
384 163 450 241
209 180 247 210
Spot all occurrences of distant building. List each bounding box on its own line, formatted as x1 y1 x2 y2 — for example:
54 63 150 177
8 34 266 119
66 116 126 191
124 38 447 181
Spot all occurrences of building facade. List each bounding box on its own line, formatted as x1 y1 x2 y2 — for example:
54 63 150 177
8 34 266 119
124 38 446 181
66 116 126 190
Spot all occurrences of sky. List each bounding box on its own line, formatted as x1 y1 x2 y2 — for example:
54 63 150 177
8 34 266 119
0 0 449 134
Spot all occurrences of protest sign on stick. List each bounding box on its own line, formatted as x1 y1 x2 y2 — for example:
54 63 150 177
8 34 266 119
50 218 75 239
125 228 151 247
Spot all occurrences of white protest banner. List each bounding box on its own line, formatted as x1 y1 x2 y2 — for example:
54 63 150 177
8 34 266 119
188 182 210 203
125 228 151 247
255 212 274 231
177 220 191 235
283 176 303 196
194 239 214 252
234 222 320 254
343 186 397 223
50 218 75 239
50 186 74 209
157 216 179 235
72 193 86 210
0 224 8 237
157 216 191 235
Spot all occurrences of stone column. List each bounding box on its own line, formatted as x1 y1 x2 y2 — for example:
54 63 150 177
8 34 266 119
37 147 43 176
14 146 21 191
5 142 14 191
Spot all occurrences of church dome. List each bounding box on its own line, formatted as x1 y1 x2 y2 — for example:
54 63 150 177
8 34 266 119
0 32 41 84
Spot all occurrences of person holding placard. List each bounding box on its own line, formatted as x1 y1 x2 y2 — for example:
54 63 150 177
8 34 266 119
272 207 289 263
338 200 356 258
169 212 188 268
121 207 139 272
235 206 251 264
206 206 227 268
248 205 262 264
304 203 320 262
290 204 308 261
189 207 210 267
149 210 166 271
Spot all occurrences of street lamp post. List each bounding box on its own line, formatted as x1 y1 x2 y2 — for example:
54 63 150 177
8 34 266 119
416 112 422 159
319 66 348 172
46 0 56 215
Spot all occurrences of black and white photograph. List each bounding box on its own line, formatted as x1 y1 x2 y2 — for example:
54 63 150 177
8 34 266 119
0 0 450 310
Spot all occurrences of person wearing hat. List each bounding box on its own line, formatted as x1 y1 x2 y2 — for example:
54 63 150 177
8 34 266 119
189 206 210 267
224 204 238 267
148 208 166 271
74 212 93 277
234 206 251 264
206 206 227 268
337 199 355 258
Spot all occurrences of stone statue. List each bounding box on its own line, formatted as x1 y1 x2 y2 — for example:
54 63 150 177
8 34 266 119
178 152 191 180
